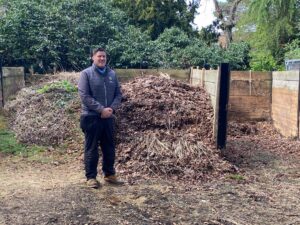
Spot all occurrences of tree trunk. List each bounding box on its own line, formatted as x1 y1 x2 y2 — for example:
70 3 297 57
212 0 243 48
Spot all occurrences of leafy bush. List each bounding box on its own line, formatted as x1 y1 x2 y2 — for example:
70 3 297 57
37 80 77 94
284 39 300 59
250 51 283 71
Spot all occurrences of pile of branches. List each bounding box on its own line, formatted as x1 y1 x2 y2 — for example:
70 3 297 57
115 76 233 181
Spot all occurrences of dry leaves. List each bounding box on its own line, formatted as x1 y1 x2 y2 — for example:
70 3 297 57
115 75 233 182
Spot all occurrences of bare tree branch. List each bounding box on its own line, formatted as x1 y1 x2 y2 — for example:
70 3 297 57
211 0 244 47
230 0 243 23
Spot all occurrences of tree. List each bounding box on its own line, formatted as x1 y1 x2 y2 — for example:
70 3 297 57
284 39 300 60
0 0 127 71
211 0 244 48
107 26 160 68
198 21 220 46
237 0 299 69
152 27 250 69
112 0 199 39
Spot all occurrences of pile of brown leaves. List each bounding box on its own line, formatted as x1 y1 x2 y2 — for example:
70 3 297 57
115 76 233 181
225 121 300 171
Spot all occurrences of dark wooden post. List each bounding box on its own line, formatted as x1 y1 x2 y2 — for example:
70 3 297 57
0 53 4 107
216 63 231 149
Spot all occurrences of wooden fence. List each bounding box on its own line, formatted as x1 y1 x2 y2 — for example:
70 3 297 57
272 71 300 138
3 66 300 139
190 67 300 139
190 67 272 121
0 67 25 107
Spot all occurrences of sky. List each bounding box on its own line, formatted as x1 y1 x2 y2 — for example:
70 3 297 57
193 0 227 29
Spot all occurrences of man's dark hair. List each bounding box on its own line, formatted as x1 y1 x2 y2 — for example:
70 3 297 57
92 47 107 56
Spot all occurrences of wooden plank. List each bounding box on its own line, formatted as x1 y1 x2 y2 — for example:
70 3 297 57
228 95 271 121
272 80 299 90
2 67 24 78
272 84 299 138
230 80 271 96
204 70 219 83
191 77 201 86
230 71 271 80
204 82 217 97
273 71 299 81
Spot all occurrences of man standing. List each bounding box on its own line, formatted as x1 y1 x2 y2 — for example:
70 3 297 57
78 48 123 188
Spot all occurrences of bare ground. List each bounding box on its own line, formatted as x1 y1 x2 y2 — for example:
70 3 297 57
1 136 300 225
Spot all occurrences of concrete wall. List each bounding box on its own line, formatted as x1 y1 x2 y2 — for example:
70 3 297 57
272 71 300 138
0 67 25 107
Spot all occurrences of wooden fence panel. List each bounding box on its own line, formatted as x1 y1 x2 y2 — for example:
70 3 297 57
272 71 300 138
190 68 272 122
228 71 272 121
0 67 25 107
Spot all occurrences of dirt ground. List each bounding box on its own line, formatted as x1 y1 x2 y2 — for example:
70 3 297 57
1 135 300 225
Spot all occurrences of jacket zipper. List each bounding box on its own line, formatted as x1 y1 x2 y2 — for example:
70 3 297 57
104 80 107 107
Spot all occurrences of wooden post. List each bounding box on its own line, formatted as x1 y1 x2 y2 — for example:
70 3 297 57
189 67 193 85
213 67 221 140
298 69 300 139
249 70 252 96
201 68 205 88
0 57 4 107
216 63 231 150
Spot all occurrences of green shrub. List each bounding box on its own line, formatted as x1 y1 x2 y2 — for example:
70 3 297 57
37 80 77 94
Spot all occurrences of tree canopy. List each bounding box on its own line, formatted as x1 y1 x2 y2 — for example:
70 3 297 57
0 0 252 72
235 0 300 70
112 0 199 39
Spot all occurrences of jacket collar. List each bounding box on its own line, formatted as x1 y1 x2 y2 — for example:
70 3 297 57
92 64 110 76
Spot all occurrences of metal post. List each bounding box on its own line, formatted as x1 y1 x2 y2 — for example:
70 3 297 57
216 63 231 149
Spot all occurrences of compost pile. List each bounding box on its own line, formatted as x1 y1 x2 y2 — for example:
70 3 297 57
226 121 300 166
4 73 82 146
115 75 232 181
227 121 280 137
5 73 234 181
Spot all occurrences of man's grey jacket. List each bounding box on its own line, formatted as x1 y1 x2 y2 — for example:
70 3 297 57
78 64 122 116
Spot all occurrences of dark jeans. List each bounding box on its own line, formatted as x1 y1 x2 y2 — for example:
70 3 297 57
80 115 116 179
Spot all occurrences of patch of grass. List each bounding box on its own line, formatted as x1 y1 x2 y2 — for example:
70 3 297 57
0 114 45 156
227 174 245 181
37 80 77 94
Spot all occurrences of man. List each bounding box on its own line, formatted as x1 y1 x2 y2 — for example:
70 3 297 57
78 47 123 188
